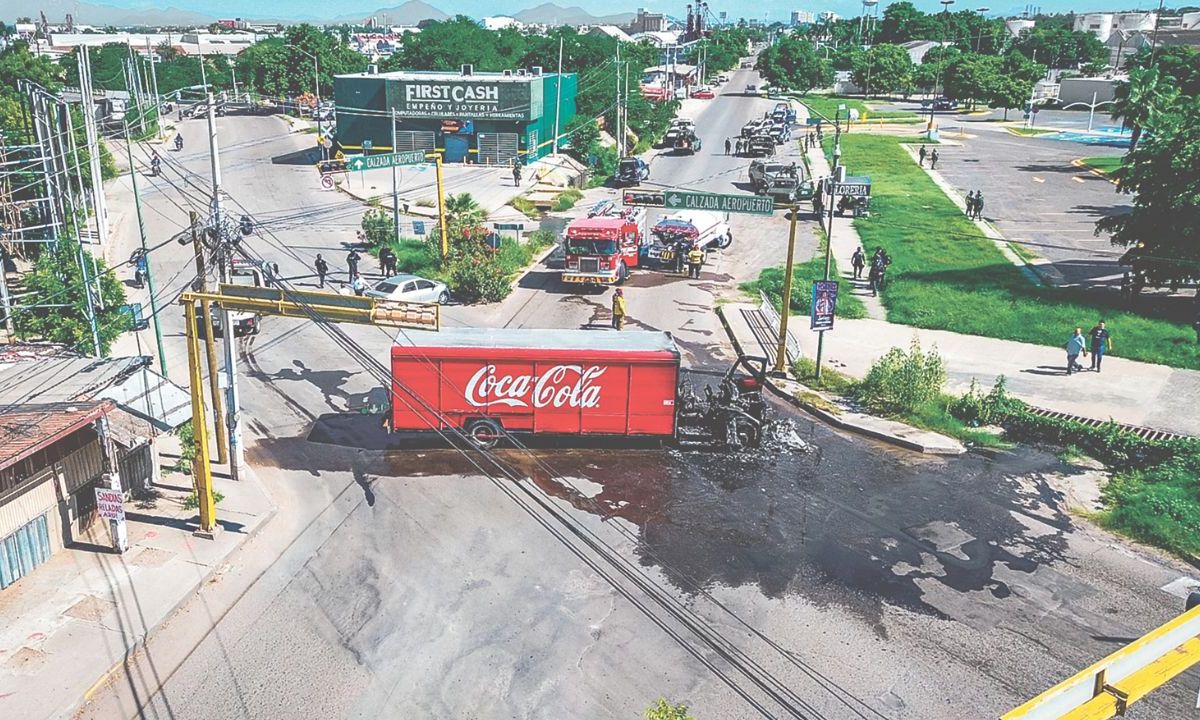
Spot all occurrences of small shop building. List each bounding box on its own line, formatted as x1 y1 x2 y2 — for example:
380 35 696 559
333 65 577 165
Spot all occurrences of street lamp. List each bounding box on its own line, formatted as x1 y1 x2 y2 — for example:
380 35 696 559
286 44 320 105
973 6 991 53
928 0 956 136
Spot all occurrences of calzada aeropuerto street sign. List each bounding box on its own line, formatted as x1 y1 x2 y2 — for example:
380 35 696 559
664 190 774 216
345 150 429 172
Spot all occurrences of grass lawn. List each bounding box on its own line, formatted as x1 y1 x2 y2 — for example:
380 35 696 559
839 134 1199 370
1080 156 1124 174
742 254 869 320
794 94 921 123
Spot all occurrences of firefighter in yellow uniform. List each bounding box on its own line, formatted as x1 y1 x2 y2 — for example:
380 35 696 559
686 243 705 279
611 288 627 330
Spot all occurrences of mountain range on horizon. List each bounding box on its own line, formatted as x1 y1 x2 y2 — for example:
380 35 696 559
3 0 1186 29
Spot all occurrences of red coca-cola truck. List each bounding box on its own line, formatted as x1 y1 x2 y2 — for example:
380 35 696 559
390 328 768 448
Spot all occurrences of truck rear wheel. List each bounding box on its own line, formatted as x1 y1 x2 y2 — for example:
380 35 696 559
466 418 502 449
718 233 733 249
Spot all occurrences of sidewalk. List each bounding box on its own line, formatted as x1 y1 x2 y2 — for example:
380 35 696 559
793 317 1200 438
804 144 886 320
0 455 275 720
718 302 964 454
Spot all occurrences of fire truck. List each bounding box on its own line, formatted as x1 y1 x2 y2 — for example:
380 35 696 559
389 328 769 449
561 200 646 285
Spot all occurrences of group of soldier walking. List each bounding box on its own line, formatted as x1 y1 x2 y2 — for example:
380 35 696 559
850 246 892 297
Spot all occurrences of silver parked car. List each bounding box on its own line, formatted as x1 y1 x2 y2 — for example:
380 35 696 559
364 274 450 304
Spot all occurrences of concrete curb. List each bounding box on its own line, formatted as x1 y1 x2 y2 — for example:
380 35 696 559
77 469 280 709
716 305 964 455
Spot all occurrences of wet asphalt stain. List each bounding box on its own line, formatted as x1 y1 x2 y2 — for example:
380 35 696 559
251 392 1069 634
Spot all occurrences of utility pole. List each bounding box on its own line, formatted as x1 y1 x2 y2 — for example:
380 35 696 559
435 153 449 258
772 206 800 375
75 237 102 356
182 297 218 536
199 52 208 92
814 129 844 382
391 109 400 244
206 93 243 478
125 125 169 376
190 210 228 463
553 35 564 156
615 41 622 156
79 47 109 244
146 38 163 140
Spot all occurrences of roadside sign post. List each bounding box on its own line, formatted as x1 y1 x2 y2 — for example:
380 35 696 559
811 280 838 331
622 189 774 216
344 150 428 172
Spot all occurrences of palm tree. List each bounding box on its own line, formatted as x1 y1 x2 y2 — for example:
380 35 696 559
444 193 485 226
1111 68 1177 153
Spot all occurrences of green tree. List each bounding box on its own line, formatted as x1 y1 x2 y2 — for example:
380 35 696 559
14 238 129 354
1112 67 1177 153
850 43 913 97
943 54 1001 109
645 698 695 720
1096 93 1199 287
237 24 366 96
1123 45 1200 97
1011 25 1107 69
755 35 834 95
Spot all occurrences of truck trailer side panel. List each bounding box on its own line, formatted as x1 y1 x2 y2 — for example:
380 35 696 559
390 331 679 439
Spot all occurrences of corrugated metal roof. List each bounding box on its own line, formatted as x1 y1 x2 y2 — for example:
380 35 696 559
394 328 679 354
0 401 111 471
0 356 190 432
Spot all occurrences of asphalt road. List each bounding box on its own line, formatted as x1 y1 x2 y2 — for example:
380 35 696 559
79 73 1200 720
919 127 1129 288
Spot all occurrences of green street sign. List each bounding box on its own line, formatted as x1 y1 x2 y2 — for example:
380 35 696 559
346 151 428 172
662 190 775 215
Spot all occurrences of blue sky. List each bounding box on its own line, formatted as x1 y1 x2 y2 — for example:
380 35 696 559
112 0 1188 22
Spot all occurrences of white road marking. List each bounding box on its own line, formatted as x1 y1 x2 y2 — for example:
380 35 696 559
1032 177 1045 183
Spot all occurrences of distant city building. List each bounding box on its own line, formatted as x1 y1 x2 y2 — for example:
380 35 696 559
819 11 839 23
631 30 681 47
1105 27 1200 66
1073 12 1157 43
790 10 815 25
899 40 953 63
588 25 634 42
1005 19 1035 38
42 32 263 59
483 16 524 31
1181 11 1200 30
625 8 668 34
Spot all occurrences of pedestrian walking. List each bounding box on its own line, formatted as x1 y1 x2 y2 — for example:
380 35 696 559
1121 272 1133 303
346 249 361 281
1193 309 1200 345
512 161 522 186
918 145 927 167
973 191 985 220
687 243 705 279
351 275 367 296
314 253 329 288
929 149 939 169
868 264 881 297
812 188 824 219
725 137 732 155
1088 320 1112 372
611 288 627 330
965 190 977 218
379 245 397 277
851 247 865 280
1066 327 1088 375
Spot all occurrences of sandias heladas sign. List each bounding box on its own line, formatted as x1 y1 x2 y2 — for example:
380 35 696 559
388 79 537 120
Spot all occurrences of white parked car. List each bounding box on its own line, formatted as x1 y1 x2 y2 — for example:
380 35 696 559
364 274 450 304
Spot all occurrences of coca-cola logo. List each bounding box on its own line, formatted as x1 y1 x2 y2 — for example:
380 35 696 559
464 364 607 409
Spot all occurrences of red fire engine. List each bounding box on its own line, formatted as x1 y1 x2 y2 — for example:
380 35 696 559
561 200 646 285
389 328 769 449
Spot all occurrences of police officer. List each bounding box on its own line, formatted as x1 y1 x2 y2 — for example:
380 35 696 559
346 248 361 281
687 243 705 279
379 245 397 277
314 253 329 288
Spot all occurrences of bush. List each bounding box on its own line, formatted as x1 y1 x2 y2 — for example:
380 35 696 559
510 196 540 219
552 187 584 212
183 490 225 510
360 208 395 248
857 337 946 414
172 421 198 474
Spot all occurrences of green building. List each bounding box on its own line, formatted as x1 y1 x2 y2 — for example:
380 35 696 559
333 66 577 164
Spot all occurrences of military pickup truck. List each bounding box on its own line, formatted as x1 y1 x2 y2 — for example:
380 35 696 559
749 160 814 204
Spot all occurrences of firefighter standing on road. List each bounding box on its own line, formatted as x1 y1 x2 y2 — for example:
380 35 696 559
611 288 627 330
687 243 705 279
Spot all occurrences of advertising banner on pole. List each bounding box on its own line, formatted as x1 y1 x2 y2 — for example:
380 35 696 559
811 280 838 331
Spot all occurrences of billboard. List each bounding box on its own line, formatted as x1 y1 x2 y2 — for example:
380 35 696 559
810 280 839 331
387 78 533 120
